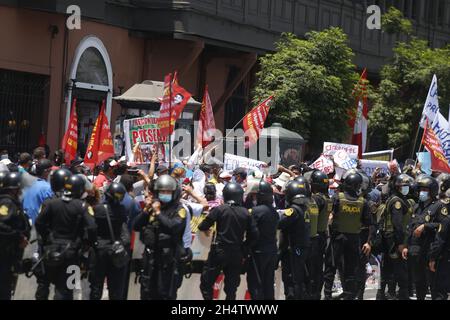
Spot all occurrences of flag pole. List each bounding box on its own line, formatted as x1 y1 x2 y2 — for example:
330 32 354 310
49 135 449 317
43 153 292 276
169 73 173 169
410 124 422 160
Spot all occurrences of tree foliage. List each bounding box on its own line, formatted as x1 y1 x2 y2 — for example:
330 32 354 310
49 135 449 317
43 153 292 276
381 6 413 36
369 40 450 155
252 28 358 154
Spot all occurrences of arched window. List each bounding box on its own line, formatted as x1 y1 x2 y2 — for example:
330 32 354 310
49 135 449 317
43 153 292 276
75 47 108 86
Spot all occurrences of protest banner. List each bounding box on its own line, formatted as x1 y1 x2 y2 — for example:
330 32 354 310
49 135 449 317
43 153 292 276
360 159 389 176
223 153 267 172
123 116 169 164
310 155 334 174
362 149 394 161
416 152 432 175
323 142 359 159
333 150 358 170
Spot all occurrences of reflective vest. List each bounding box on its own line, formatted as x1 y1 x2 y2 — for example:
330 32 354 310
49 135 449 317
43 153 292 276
336 192 364 234
308 199 320 237
317 194 332 233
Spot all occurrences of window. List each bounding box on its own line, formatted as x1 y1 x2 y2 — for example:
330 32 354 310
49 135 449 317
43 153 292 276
75 47 108 86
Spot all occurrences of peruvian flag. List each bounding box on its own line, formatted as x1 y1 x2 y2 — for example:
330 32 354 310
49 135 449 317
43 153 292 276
421 119 450 173
349 69 368 159
157 72 192 137
84 100 115 169
61 98 78 165
196 85 216 148
242 96 274 149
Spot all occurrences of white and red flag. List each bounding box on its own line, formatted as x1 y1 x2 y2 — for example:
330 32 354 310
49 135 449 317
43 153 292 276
349 68 368 159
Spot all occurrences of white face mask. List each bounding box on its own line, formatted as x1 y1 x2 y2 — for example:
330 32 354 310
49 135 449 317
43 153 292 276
419 191 429 202
401 186 409 196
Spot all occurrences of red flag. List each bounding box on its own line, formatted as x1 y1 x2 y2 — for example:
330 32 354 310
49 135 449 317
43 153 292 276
196 85 216 148
38 130 46 147
84 100 115 169
349 69 368 159
157 72 192 137
242 96 274 149
421 120 450 173
61 98 78 165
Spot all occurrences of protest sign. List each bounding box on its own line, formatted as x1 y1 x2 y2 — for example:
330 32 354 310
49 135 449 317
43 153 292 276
333 150 358 170
310 155 334 174
362 149 394 161
416 152 432 175
123 116 169 164
360 159 389 176
223 153 267 172
323 142 359 159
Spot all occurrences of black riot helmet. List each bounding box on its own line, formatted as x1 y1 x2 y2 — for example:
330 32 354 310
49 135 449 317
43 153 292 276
256 180 274 205
310 170 329 194
285 180 309 206
63 174 86 199
49 168 72 193
153 174 181 204
343 172 363 194
3 172 22 190
105 182 126 204
293 176 311 197
437 173 450 197
416 175 439 199
0 171 8 191
223 182 244 206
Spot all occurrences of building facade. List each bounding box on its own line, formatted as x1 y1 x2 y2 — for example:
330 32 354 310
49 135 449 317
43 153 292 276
0 0 448 156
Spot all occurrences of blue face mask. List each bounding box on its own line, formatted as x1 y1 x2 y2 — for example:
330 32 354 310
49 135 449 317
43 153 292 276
419 191 429 202
159 194 173 203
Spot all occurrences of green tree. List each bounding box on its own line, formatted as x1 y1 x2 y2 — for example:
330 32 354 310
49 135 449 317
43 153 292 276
382 6 413 36
369 14 450 158
252 28 359 155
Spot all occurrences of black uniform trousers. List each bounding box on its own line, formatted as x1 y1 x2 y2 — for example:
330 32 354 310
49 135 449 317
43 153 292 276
323 239 344 299
433 251 450 300
140 249 179 300
305 236 322 300
0 257 14 300
355 230 369 300
35 244 51 300
408 245 429 300
323 233 360 300
280 246 307 300
89 246 128 300
200 245 243 300
247 249 277 300
44 258 78 300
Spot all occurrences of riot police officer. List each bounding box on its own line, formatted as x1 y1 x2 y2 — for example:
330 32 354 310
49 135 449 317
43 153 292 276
199 182 259 300
403 175 438 300
34 168 72 300
309 170 331 300
133 175 186 300
90 182 130 300
0 171 31 300
35 174 96 300
278 179 311 300
246 180 279 300
324 172 374 300
376 174 412 300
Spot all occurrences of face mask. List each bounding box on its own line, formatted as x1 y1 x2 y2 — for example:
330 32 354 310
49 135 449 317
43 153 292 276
159 193 172 203
419 191 429 202
231 177 237 183
401 186 409 196
252 199 258 207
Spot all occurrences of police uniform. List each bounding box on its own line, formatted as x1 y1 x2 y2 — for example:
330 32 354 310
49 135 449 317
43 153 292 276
0 194 30 300
406 199 436 300
278 197 311 300
133 202 186 300
378 194 410 300
89 202 130 300
246 204 279 300
198 203 259 300
35 197 96 300
428 202 450 300
312 192 333 300
323 191 373 300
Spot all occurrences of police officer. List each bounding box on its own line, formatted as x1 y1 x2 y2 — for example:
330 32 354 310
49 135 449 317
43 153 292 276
34 168 72 300
324 172 374 300
199 182 259 300
403 175 438 300
35 174 96 300
0 172 31 300
310 170 331 300
376 174 411 300
246 180 279 300
278 179 311 300
90 182 130 300
133 175 186 300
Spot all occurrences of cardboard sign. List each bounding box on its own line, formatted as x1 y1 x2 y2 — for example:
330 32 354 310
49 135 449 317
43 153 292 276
360 159 389 176
333 150 358 170
223 153 267 172
310 155 334 174
323 142 359 159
